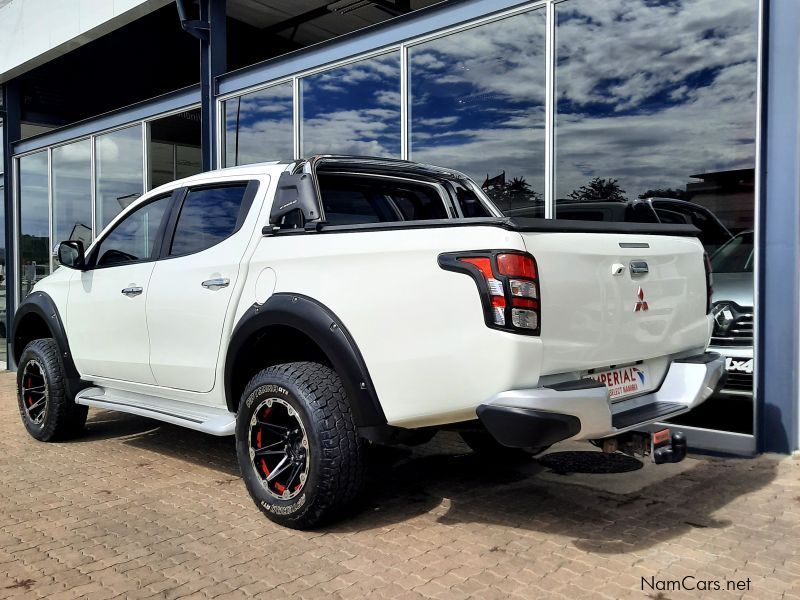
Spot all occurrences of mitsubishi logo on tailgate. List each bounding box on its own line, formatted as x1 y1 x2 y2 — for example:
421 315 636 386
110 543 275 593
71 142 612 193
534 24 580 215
634 287 649 312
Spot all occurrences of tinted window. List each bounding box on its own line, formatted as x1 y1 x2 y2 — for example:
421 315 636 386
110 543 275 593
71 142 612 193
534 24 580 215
711 232 754 273
95 196 171 267
318 174 447 225
170 185 248 256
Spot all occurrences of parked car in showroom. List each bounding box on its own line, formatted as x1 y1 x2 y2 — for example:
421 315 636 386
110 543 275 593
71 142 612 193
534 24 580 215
708 231 754 397
12 156 723 529
506 197 734 256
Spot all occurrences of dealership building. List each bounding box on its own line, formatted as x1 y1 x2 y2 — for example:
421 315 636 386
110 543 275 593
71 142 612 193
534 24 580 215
0 0 797 454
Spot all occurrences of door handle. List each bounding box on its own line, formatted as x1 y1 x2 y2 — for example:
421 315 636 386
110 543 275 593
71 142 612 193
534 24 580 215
201 277 230 290
121 286 143 297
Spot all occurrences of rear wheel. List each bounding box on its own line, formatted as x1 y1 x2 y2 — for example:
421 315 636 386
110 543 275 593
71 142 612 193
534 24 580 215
236 362 365 529
17 338 87 441
460 430 548 461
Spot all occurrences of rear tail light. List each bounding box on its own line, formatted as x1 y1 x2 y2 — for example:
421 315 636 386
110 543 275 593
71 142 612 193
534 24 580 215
703 252 713 314
438 250 540 335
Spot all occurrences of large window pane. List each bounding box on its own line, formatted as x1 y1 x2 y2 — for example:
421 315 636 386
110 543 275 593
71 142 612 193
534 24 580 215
96 126 144 231
554 0 757 235
300 52 401 158
19 151 49 299
554 0 758 436
409 10 546 214
52 139 92 249
148 109 202 189
224 83 293 166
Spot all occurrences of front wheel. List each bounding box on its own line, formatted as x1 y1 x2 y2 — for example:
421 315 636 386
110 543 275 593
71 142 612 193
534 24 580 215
16 338 87 441
235 362 366 529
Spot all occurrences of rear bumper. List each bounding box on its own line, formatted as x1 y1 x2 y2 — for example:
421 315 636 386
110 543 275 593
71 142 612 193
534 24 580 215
478 352 725 448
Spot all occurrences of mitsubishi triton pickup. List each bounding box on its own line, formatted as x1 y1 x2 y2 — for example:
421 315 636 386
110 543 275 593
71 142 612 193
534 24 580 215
12 156 724 528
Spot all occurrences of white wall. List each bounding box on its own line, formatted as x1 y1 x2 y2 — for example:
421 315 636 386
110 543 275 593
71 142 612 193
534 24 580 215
0 0 173 83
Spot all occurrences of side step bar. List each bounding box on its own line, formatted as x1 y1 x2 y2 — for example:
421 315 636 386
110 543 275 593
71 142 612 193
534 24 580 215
75 387 236 436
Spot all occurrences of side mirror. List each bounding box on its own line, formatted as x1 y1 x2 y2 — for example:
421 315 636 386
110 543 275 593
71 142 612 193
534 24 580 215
269 172 321 228
56 240 86 270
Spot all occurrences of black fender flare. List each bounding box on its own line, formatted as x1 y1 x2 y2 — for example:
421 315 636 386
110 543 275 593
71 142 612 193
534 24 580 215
224 293 387 427
12 291 85 396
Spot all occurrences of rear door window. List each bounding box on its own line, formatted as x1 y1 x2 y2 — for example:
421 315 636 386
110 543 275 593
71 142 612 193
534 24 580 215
169 184 249 256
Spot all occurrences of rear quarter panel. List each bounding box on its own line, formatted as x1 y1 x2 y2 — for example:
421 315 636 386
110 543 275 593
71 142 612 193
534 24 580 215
236 226 543 427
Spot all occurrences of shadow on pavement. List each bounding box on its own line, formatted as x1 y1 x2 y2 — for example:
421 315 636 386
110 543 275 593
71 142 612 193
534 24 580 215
80 413 778 554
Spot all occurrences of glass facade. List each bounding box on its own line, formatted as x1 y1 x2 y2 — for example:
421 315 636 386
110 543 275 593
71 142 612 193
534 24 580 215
12 109 200 307
52 139 92 249
223 83 293 166
149 109 202 189
96 126 144 230
18 151 49 298
217 0 760 444
409 10 546 213
301 52 401 158
7 0 762 446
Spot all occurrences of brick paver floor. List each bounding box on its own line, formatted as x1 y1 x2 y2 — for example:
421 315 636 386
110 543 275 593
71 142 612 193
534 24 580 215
0 371 798 599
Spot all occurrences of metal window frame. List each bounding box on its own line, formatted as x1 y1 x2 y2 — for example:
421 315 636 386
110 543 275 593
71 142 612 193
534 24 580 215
12 101 201 307
216 1 548 188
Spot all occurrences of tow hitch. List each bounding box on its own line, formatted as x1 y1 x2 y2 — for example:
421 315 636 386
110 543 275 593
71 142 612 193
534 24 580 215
598 428 687 464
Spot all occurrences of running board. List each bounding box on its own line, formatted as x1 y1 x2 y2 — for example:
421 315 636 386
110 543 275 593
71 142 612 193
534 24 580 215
74 387 236 436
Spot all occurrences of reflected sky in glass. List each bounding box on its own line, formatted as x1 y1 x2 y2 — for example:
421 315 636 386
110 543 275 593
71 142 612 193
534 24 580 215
95 126 144 230
301 52 401 158
19 151 49 293
53 139 92 246
409 10 546 199
224 83 293 166
555 0 758 201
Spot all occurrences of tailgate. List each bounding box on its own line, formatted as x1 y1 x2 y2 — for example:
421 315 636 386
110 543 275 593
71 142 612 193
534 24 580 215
521 231 711 376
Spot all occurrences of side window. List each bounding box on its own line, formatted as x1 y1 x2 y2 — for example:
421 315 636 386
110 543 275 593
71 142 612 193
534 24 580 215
170 184 249 256
317 173 448 225
94 195 171 267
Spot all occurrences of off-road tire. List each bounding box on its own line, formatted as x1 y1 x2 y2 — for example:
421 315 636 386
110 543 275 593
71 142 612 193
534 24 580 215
236 362 366 529
17 338 88 441
460 430 548 461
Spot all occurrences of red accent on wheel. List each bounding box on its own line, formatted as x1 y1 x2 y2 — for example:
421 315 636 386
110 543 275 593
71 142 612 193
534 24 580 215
260 457 270 476
274 482 286 493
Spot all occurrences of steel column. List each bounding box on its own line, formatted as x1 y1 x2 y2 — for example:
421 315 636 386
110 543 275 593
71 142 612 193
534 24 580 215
757 0 800 453
2 82 20 368
199 0 227 171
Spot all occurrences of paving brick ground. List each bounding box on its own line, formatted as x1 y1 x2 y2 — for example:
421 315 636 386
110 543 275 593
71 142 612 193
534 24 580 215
0 370 798 599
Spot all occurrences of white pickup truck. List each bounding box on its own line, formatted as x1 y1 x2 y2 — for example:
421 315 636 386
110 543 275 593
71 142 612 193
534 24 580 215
13 156 724 528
